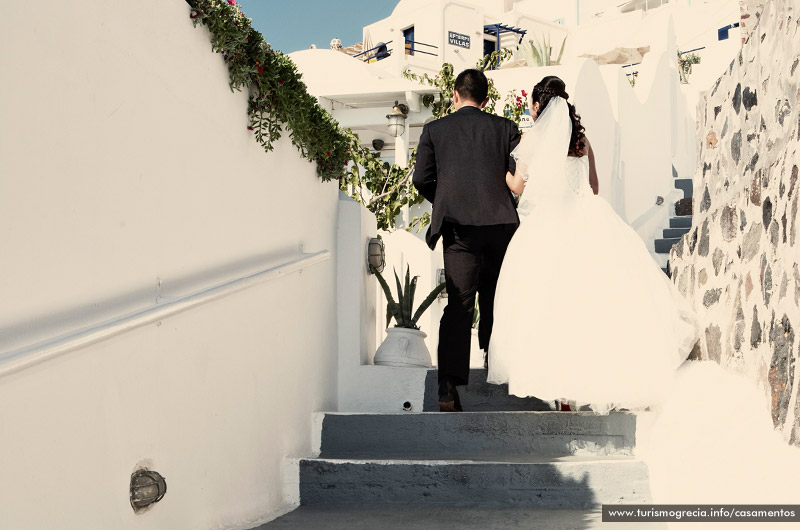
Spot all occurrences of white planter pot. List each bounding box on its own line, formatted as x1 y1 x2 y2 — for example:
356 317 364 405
374 327 432 368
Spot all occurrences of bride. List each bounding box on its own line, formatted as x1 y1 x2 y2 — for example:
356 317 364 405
487 76 698 411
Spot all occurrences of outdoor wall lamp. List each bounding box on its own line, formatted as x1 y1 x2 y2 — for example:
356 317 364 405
386 101 409 137
436 268 447 298
130 469 167 512
367 237 385 273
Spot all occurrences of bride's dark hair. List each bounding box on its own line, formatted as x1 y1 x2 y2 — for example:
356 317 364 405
531 76 586 157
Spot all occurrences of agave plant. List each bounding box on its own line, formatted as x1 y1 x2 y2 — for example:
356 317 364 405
523 33 567 67
372 265 446 329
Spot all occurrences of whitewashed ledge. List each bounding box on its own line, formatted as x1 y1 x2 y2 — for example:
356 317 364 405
0 250 330 379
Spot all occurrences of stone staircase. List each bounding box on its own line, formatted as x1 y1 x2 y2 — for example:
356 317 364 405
256 369 663 529
655 173 694 275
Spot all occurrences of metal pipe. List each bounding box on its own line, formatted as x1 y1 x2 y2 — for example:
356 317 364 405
0 251 331 378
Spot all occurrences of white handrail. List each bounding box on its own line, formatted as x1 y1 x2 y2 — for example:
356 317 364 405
0 250 330 379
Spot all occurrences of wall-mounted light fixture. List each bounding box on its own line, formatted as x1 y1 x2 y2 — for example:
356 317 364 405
436 268 447 298
367 237 385 273
130 469 167 512
386 101 409 138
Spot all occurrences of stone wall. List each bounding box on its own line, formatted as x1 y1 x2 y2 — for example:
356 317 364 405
740 0 767 43
669 0 800 444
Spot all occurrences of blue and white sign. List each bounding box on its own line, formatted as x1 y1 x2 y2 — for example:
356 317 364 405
519 110 533 129
448 31 470 49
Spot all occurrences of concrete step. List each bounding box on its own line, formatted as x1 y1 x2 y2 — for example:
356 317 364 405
254 505 668 529
319 412 637 459
653 237 680 254
423 369 552 412
662 227 689 238
299 456 651 508
674 178 693 199
669 216 692 229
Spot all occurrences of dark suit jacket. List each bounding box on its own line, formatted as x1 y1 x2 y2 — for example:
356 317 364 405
413 106 521 249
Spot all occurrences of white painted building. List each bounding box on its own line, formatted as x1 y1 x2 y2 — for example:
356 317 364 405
357 0 568 77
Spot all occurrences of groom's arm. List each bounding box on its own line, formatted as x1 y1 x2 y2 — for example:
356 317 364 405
413 125 437 203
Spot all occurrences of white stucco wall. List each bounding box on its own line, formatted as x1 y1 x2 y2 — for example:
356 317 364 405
336 197 431 414
0 0 339 528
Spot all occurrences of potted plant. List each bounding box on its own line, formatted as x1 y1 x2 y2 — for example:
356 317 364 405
371 265 446 367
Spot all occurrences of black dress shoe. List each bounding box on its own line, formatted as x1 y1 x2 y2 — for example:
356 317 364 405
439 380 463 412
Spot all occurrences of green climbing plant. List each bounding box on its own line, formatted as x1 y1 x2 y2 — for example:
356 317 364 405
186 0 349 182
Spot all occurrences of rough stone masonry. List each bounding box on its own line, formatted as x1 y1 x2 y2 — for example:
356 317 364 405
669 0 800 444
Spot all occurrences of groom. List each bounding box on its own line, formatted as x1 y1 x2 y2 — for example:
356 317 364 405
413 68 521 412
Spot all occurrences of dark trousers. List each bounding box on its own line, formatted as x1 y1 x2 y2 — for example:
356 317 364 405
438 222 516 387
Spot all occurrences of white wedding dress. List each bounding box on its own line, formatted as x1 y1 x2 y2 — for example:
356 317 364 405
487 98 697 409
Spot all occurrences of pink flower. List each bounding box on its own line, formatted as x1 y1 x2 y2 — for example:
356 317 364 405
279 79 285 86
247 126 254 131
257 66 264 74
521 90 528 97
227 0 236 5
326 151 332 157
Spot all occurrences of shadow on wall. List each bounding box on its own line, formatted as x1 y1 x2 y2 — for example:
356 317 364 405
0 247 310 354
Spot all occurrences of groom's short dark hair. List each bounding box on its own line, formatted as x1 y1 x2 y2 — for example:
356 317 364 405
454 69 488 103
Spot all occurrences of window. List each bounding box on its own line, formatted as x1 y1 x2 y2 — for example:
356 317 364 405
483 39 496 58
403 26 415 55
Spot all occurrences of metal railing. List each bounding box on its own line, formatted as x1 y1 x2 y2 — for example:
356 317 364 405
679 46 706 55
354 39 438 62
0 250 330 378
403 40 438 57
354 41 393 62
